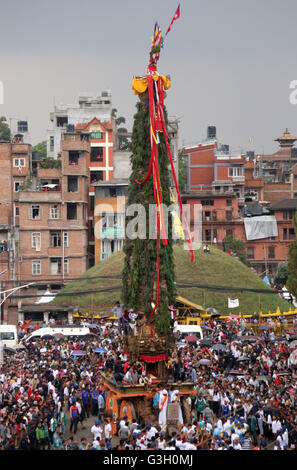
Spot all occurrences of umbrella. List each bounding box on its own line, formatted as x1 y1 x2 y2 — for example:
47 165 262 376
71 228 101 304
53 333 64 338
42 334 54 339
201 326 213 331
212 344 227 351
184 336 198 343
290 340 297 348
15 344 26 350
289 335 297 341
198 359 212 366
277 371 292 376
83 333 98 338
259 326 270 330
3 347 17 354
93 348 107 354
227 370 245 375
71 350 86 356
199 339 213 347
236 356 251 362
206 307 220 315
229 314 239 320
239 336 258 343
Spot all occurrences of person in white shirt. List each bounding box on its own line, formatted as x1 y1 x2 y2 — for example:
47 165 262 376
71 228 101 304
158 388 168 429
169 388 183 425
91 420 103 441
104 419 112 441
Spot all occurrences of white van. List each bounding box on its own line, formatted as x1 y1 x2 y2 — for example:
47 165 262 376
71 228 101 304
24 325 91 343
174 324 203 342
0 324 18 349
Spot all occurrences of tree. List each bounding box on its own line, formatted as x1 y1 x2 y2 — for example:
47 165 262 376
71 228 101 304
223 235 249 266
0 116 11 141
274 263 288 288
178 149 187 193
121 101 176 335
112 108 131 151
32 140 47 158
287 212 297 297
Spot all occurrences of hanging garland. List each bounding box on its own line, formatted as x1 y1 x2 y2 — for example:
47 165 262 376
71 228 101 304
131 6 194 325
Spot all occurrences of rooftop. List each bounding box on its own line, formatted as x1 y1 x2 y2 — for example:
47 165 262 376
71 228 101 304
269 199 297 211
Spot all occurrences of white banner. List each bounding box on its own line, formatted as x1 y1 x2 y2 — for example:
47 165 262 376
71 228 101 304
228 298 239 308
244 215 278 241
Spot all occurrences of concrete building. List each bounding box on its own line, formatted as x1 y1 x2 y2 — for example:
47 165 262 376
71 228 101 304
182 127 245 212
0 127 90 324
46 91 112 159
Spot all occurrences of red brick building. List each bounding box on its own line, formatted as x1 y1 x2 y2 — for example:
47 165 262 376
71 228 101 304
0 129 90 324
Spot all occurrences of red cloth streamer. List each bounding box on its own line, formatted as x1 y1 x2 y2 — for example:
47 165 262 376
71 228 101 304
140 353 166 363
157 96 195 261
135 71 194 327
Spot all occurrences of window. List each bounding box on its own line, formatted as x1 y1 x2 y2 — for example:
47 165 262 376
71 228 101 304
50 258 68 275
50 205 59 219
14 182 21 192
247 247 254 259
50 136 54 152
69 151 79 165
90 195 95 212
50 231 61 247
283 210 294 220
32 260 41 275
67 203 77 220
56 116 68 128
30 205 40 220
83 205 87 220
63 232 68 247
201 200 214 206
32 232 41 250
226 210 232 221
226 199 232 206
283 228 287 240
90 147 104 162
205 230 211 241
90 171 103 183
268 247 275 259
15 206 19 216
13 158 25 167
289 228 295 240
226 229 233 237
67 176 78 192
228 167 243 177
64 258 69 274
212 211 217 221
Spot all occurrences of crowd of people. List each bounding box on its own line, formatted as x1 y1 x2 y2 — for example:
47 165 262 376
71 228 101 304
0 310 297 451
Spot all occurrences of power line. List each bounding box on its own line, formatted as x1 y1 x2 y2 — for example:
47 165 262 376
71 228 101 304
7 282 284 300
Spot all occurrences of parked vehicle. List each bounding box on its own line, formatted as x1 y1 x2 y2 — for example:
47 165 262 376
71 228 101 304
23 325 91 343
0 324 18 349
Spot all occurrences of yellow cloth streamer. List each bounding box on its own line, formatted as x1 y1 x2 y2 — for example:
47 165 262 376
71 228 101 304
132 74 171 95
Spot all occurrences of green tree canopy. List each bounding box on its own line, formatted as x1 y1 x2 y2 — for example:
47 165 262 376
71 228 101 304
32 140 47 158
0 116 11 141
287 212 297 297
178 149 187 193
223 235 249 266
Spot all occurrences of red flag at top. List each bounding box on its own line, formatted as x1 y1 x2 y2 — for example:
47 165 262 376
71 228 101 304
165 4 180 35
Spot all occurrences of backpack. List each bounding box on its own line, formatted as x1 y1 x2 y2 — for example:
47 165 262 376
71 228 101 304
71 406 79 419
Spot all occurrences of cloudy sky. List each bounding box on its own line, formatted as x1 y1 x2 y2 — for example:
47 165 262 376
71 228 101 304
1 0 297 154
